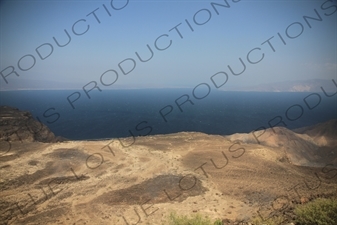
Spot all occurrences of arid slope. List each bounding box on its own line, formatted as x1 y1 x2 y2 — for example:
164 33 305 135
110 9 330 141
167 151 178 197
0 108 336 225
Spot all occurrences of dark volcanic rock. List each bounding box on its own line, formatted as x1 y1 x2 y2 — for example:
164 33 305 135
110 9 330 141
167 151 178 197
0 106 59 142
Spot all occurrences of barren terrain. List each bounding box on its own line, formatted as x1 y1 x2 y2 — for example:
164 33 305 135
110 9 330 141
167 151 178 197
0 107 336 224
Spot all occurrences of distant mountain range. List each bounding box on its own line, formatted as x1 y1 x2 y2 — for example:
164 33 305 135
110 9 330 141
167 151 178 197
224 79 336 93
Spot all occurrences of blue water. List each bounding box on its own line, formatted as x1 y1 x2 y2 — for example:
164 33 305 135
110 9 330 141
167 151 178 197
1 89 336 140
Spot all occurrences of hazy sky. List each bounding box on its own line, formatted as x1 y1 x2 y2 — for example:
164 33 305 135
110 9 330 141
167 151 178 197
1 0 336 90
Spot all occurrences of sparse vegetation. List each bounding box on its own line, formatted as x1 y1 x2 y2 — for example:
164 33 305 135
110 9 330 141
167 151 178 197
167 212 222 225
294 198 337 225
251 215 285 225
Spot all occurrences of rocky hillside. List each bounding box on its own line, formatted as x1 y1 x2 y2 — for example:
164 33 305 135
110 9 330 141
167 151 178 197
226 119 337 167
294 119 337 145
0 107 336 225
0 106 58 143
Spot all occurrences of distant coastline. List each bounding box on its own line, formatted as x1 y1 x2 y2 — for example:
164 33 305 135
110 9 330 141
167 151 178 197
1 79 335 92
222 78 336 93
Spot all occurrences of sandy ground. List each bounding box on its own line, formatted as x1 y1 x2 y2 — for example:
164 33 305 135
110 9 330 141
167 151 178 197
0 128 337 225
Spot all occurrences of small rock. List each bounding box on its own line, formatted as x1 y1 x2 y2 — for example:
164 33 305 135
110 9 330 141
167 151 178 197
300 197 309 204
235 214 250 223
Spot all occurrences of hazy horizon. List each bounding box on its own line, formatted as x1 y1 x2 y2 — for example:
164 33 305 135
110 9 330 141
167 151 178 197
0 78 335 93
1 0 336 91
